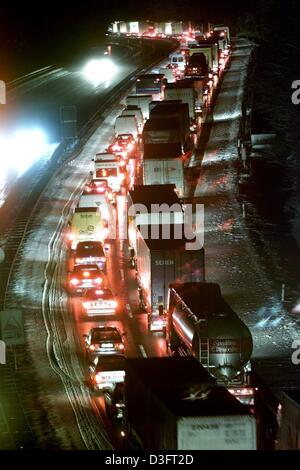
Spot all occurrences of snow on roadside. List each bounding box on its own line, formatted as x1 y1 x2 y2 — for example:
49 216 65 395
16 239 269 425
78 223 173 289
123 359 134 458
191 38 300 360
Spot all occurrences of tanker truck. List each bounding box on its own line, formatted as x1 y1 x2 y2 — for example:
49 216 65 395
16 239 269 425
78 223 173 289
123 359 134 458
166 282 254 405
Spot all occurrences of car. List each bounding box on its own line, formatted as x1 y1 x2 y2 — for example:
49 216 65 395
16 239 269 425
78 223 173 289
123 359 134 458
88 354 125 392
68 264 104 293
82 288 118 316
74 242 106 271
108 133 136 157
148 313 167 332
85 179 115 204
84 326 125 358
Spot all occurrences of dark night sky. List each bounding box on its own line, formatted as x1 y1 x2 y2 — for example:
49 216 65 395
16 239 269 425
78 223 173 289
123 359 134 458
0 1 299 81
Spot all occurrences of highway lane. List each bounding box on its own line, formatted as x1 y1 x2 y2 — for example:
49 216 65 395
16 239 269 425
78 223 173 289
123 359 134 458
0 50 173 448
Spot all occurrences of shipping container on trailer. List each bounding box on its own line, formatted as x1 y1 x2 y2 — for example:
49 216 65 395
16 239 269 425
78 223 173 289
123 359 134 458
135 229 204 316
125 357 257 450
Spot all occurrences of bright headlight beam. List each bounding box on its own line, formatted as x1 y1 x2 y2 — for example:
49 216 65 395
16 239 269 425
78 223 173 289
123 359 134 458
0 127 58 178
82 58 118 87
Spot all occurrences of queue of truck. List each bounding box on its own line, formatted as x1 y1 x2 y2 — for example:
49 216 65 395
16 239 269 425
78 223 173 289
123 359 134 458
61 25 268 450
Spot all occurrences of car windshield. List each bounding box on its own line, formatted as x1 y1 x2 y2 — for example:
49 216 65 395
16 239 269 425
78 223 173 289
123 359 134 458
92 330 121 342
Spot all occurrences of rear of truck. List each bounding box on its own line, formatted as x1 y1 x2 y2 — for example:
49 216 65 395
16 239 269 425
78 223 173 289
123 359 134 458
69 208 107 250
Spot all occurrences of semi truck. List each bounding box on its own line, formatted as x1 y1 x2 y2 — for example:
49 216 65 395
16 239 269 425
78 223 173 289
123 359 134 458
124 357 257 450
126 94 152 120
134 228 205 327
166 282 254 405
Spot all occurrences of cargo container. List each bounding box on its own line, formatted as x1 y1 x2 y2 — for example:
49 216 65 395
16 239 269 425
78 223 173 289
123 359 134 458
165 83 196 120
127 184 184 252
126 94 153 120
142 117 184 155
115 115 138 140
136 74 165 100
135 228 204 317
167 282 254 405
149 101 190 141
277 390 300 449
143 154 185 197
125 357 257 450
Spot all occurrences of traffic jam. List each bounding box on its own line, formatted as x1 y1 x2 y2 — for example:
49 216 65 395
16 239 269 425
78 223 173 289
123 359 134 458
60 22 268 451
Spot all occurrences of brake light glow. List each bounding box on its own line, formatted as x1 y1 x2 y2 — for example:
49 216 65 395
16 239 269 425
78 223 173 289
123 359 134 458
89 344 96 351
95 277 103 284
83 271 90 277
95 289 104 295
70 278 79 285
117 343 124 350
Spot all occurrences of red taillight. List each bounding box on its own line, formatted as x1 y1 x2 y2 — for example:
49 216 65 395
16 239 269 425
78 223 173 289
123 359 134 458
70 278 79 285
117 343 124 351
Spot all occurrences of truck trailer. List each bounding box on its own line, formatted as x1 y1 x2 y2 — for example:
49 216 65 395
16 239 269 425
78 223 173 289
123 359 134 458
135 228 205 322
124 357 257 450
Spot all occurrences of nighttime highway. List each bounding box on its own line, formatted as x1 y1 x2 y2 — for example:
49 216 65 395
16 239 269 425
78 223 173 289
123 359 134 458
1 0 300 460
